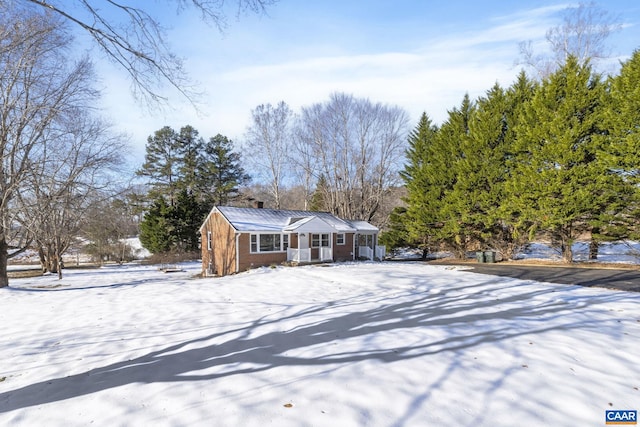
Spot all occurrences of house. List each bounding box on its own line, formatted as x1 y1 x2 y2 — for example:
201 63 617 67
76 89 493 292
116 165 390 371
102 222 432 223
199 205 385 277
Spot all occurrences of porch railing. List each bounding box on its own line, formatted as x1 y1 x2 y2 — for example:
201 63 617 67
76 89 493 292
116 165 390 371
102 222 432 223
287 247 333 263
320 247 333 262
287 248 311 263
359 246 373 260
359 245 386 261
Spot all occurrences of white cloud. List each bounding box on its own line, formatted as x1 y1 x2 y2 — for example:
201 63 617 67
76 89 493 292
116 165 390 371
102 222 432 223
97 2 635 166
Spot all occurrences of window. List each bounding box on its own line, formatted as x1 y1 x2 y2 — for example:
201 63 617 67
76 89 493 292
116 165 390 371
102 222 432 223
312 233 330 247
207 231 212 250
260 234 281 252
283 234 289 250
250 234 284 253
336 233 345 245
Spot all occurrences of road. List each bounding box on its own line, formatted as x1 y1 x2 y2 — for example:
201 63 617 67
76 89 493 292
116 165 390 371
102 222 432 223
439 262 640 292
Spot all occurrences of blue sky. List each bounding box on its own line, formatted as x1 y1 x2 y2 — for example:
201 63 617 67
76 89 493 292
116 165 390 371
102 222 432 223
95 1 640 162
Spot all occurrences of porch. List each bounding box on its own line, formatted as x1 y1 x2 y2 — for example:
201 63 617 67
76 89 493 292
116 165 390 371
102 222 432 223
283 217 340 264
286 247 333 264
358 245 386 261
357 232 386 261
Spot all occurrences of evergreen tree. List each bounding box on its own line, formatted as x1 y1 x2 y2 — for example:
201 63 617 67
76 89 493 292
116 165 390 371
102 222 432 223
607 50 640 177
494 72 538 258
171 189 208 252
430 94 475 258
139 197 174 254
138 126 250 254
508 56 612 262
399 112 439 253
601 49 640 241
445 83 510 254
308 173 330 212
137 126 181 204
175 125 205 196
201 134 250 206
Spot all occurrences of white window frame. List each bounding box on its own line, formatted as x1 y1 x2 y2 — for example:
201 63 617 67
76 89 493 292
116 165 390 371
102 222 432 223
250 233 287 253
311 233 331 248
207 231 212 250
336 233 345 245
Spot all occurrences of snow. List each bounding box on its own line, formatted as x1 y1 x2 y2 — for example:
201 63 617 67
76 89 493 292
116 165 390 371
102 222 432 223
390 241 640 264
123 236 151 259
519 241 640 264
212 206 364 233
0 261 638 426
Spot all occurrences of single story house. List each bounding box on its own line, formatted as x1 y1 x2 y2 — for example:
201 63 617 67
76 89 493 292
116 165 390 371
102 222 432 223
199 205 385 277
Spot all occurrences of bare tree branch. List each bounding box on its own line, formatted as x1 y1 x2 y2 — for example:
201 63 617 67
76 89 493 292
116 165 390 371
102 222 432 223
21 0 277 108
517 2 622 78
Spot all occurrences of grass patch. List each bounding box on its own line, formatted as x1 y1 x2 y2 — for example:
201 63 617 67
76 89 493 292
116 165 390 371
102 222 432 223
8 269 43 279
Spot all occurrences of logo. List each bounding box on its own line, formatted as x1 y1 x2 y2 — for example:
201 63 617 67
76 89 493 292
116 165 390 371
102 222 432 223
606 410 637 425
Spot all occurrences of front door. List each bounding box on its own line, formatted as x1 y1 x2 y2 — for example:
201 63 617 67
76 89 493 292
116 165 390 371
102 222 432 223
299 233 309 250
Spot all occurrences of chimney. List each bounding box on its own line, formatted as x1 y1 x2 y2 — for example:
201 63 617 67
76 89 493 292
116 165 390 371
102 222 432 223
253 201 264 209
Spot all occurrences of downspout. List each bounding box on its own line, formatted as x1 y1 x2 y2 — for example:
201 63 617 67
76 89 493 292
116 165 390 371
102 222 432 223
235 232 241 273
353 233 357 261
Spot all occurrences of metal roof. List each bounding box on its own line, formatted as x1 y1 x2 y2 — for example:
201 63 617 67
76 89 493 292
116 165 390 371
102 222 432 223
213 206 378 233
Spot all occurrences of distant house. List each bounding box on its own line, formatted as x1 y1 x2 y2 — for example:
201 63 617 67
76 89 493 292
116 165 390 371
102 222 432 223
199 205 385 277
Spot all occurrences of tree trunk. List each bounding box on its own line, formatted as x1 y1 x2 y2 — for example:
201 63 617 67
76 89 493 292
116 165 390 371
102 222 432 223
39 248 48 273
56 237 63 280
0 235 8 288
561 241 573 263
589 231 599 260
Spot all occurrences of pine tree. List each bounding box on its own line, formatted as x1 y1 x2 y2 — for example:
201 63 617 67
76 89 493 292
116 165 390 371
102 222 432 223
508 56 611 262
139 197 174 254
399 112 439 253
494 72 538 258
175 125 205 196
601 49 640 241
430 94 475 258
308 173 330 212
608 50 640 176
171 189 208 252
137 126 181 204
444 84 509 254
201 134 250 206
138 127 250 254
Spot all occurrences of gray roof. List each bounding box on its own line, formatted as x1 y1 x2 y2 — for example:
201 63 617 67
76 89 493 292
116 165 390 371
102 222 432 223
213 206 378 233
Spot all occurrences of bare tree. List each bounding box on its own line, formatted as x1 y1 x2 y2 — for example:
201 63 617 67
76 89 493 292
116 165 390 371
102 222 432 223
296 93 409 223
519 2 621 77
0 6 102 286
244 102 293 209
21 0 276 107
291 110 321 210
81 197 139 265
16 113 125 279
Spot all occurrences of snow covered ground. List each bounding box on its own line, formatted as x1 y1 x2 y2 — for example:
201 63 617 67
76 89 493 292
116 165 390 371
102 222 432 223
0 261 638 426
390 241 640 264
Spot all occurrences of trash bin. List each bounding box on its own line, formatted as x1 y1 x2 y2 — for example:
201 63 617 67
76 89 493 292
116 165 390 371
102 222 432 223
476 251 485 263
484 250 496 263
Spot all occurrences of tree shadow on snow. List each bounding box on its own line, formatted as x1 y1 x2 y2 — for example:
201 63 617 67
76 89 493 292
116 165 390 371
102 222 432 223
0 272 629 414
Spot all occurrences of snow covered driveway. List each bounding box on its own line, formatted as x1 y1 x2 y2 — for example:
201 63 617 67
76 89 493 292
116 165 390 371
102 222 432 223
1 262 638 426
